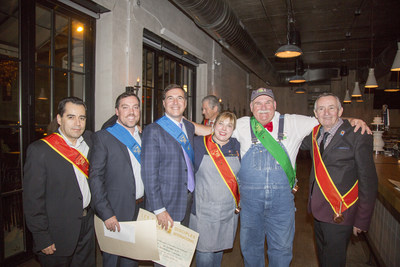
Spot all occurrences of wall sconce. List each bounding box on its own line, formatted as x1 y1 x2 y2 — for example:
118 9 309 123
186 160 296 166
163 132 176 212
213 59 221 66
126 77 141 95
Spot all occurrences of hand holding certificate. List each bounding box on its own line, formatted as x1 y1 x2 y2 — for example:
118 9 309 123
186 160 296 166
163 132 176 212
137 209 199 267
94 209 199 267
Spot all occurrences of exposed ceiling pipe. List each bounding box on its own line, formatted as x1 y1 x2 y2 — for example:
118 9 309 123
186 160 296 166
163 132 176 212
169 0 281 85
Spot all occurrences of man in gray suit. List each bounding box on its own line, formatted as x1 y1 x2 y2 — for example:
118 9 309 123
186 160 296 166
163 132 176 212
141 84 195 230
89 91 144 267
301 93 377 266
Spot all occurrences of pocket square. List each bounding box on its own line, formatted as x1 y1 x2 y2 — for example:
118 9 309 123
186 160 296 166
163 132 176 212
336 146 350 150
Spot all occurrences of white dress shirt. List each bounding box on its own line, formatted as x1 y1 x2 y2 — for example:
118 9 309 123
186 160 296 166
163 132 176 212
59 128 91 209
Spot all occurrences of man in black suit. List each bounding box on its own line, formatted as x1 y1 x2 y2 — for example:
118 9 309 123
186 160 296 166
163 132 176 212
301 93 377 267
89 91 144 267
23 97 95 266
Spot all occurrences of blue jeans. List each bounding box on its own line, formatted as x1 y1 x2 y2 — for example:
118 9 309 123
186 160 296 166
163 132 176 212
195 250 223 267
238 143 295 267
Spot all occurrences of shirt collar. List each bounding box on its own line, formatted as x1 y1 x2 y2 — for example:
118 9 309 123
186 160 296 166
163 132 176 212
58 127 84 148
116 121 138 136
165 113 184 126
321 118 343 136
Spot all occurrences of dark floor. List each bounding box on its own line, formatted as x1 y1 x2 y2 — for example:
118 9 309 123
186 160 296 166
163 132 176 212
18 157 376 267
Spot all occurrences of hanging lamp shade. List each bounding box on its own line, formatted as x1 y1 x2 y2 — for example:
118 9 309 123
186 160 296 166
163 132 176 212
356 97 364 102
275 44 302 58
38 88 48 100
294 87 306 94
343 90 351 103
365 68 378 88
352 82 362 97
289 74 306 83
391 42 400 71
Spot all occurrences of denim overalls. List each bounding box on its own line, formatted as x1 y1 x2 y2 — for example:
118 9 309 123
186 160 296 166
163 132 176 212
238 119 295 267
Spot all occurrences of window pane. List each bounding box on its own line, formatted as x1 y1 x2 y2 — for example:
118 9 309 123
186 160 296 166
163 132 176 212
3 192 24 258
176 63 183 85
156 89 163 120
71 19 84 72
55 13 69 69
36 5 51 65
0 0 18 57
71 73 84 99
170 62 176 84
0 126 23 258
146 51 154 87
157 56 163 90
53 70 68 116
35 67 51 126
144 87 152 125
0 60 19 124
164 58 170 88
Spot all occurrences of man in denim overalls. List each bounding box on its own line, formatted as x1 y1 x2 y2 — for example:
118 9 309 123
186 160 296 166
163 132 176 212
233 88 320 267
231 88 370 267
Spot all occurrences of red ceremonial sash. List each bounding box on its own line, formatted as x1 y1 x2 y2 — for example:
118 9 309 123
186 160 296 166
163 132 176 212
41 133 89 178
204 135 240 207
203 119 209 126
312 125 358 216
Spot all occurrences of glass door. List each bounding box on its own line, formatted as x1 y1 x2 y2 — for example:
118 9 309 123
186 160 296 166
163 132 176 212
0 1 96 265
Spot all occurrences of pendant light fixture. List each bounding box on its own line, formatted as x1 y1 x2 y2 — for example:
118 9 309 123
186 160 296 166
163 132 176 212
384 71 400 92
343 75 351 104
344 90 352 103
289 58 306 83
391 42 400 71
352 81 362 97
365 1 378 88
275 0 302 59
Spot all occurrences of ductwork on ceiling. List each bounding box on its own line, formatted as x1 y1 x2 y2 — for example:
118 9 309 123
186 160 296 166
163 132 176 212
170 0 281 85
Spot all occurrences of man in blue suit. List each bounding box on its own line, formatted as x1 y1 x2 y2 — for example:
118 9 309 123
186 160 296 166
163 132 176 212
141 84 195 230
89 91 144 267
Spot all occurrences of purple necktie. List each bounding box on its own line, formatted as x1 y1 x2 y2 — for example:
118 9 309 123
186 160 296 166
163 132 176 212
179 123 195 192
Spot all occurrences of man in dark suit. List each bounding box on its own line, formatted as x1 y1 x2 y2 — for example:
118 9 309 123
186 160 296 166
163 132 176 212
89 91 144 267
301 93 378 267
23 97 95 266
141 84 195 230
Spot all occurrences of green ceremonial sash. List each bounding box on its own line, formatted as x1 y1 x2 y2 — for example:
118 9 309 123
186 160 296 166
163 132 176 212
250 116 295 188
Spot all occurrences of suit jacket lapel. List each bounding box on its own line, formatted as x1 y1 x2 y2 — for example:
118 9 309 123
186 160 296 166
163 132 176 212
107 131 135 172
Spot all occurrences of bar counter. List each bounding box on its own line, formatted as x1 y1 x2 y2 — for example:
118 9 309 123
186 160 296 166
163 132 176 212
367 154 400 267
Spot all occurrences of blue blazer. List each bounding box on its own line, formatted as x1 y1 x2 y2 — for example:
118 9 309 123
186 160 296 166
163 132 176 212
89 129 139 222
141 118 195 221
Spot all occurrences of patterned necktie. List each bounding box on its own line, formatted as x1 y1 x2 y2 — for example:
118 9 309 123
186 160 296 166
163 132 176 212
319 132 330 155
179 123 195 192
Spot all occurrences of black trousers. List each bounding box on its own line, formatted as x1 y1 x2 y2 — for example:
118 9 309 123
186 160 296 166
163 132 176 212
314 219 353 267
38 209 95 267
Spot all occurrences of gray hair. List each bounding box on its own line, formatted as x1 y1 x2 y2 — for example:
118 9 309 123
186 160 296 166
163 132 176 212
202 95 221 112
314 93 342 111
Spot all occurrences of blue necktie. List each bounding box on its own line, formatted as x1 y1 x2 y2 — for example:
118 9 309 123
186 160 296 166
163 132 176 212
179 123 195 192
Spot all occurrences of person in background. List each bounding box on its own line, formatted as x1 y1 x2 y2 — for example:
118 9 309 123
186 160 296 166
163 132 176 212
202 95 221 126
23 97 95 266
190 111 241 267
301 93 377 267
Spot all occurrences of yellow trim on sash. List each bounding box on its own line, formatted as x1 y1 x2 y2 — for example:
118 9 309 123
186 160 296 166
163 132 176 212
204 136 240 207
42 133 89 178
